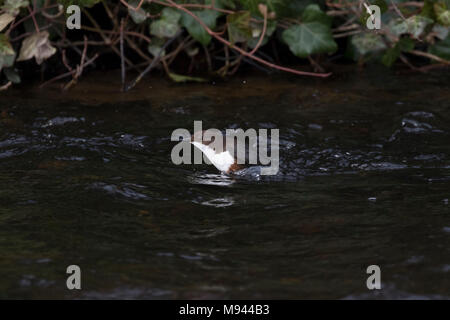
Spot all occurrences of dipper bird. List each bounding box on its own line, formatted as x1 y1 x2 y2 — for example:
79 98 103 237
188 131 243 174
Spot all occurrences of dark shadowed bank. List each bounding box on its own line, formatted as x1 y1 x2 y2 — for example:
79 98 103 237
0 0 449 91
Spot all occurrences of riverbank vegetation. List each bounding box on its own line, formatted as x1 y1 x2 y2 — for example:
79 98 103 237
0 0 449 91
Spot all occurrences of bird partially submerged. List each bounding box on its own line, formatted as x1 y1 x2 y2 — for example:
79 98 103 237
189 131 243 174
171 123 279 176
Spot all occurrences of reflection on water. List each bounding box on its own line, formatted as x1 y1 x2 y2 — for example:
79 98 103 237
196 197 235 208
188 173 236 186
0 69 450 299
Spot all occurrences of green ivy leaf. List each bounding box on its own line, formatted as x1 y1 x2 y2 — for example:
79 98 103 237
147 37 166 57
17 31 56 65
434 3 450 26
302 4 331 27
0 13 15 31
3 67 20 83
282 22 337 58
128 0 147 24
381 47 400 67
433 24 450 40
227 11 252 44
150 7 181 38
390 15 433 38
181 10 219 46
381 38 415 67
1 0 29 16
351 33 386 56
0 34 15 71
168 73 207 83
281 4 336 58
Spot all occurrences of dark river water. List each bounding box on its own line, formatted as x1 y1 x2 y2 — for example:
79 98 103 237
1 68 449 299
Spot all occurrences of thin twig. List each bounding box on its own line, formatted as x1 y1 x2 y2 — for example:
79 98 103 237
120 19 126 90
203 45 212 73
390 0 406 20
40 2 64 19
308 56 325 73
124 31 182 92
6 3 59 36
62 36 89 90
82 8 136 69
249 4 268 55
409 50 450 65
120 0 145 11
40 54 99 88
28 4 40 33
0 81 12 91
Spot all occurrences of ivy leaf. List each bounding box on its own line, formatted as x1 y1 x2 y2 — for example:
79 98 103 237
147 38 166 57
390 15 433 38
181 10 219 46
381 47 400 67
302 4 332 27
17 31 56 65
351 33 386 56
282 22 337 58
0 34 15 56
168 73 207 83
0 34 15 71
1 0 29 16
429 35 450 60
281 4 337 58
128 0 147 24
3 67 20 83
0 13 15 31
434 3 450 26
227 11 252 44
433 24 449 40
381 38 415 67
150 7 181 38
